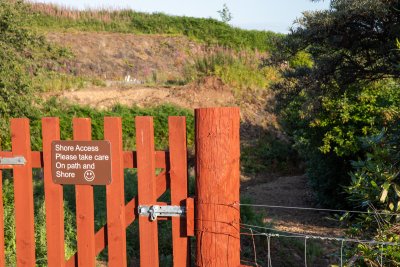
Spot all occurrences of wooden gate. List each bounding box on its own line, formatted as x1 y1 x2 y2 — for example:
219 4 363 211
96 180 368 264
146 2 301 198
0 107 242 267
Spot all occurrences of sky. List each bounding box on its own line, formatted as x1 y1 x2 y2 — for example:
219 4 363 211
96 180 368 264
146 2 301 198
31 0 331 33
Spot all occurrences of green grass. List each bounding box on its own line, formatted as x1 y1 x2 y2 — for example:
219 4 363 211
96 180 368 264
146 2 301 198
32 71 106 92
44 99 195 150
184 49 281 100
26 2 283 51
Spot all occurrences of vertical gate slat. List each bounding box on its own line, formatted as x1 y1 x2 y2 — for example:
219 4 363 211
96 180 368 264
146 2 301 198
0 168 4 267
136 117 159 267
168 117 190 267
42 118 65 266
73 118 95 266
11 119 35 266
104 117 127 266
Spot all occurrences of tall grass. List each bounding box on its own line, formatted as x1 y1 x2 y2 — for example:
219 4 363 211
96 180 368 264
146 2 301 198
187 48 281 99
26 2 283 51
32 72 106 92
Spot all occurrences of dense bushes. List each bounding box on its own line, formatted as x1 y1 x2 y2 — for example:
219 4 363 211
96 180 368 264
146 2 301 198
272 0 400 264
0 0 75 148
41 99 195 150
0 0 40 144
344 124 400 265
274 0 400 206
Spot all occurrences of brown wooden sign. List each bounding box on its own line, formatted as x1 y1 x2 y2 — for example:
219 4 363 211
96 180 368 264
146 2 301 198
51 140 112 185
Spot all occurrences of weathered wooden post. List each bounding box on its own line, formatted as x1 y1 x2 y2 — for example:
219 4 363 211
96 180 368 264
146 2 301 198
195 107 241 267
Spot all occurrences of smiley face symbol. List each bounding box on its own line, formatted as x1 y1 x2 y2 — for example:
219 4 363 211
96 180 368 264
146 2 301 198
84 170 95 182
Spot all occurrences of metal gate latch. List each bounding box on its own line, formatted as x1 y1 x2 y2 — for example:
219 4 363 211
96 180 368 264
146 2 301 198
0 156 26 165
138 205 185 221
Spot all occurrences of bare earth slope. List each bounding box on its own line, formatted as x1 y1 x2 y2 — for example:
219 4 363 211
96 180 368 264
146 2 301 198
46 31 275 132
47 32 206 81
49 78 235 110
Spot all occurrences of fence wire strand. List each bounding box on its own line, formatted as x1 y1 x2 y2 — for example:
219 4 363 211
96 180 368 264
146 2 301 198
239 203 400 217
249 228 258 266
240 224 398 267
240 223 400 246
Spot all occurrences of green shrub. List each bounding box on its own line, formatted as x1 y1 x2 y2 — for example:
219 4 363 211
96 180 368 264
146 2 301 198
0 0 40 147
0 99 195 151
0 0 74 148
342 125 400 266
241 134 299 175
188 49 280 99
40 99 195 150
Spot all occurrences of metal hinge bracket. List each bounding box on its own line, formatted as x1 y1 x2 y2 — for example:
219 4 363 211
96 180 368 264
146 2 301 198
0 156 26 165
138 205 186 221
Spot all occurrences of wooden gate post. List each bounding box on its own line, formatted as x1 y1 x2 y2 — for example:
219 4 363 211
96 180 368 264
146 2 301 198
195 107 240 267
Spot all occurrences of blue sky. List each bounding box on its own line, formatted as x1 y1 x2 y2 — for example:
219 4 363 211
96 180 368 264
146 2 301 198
31 0 330 33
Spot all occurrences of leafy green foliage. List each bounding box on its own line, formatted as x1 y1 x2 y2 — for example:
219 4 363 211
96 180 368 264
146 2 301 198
289 0 400 86
347 128 400 212
0 0 77 148
241 134 300 175
289 50 313 69
313 80 400 157
0 0 40 144
273 0 400 206
40 99 195 150
272 0 400 263
187 49 280 98
342 124 400 266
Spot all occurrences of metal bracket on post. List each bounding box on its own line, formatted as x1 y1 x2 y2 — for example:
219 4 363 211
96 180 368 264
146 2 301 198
0 156 26 165
138 205 186 221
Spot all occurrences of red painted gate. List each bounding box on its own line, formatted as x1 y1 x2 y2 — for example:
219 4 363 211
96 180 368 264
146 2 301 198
0 107 243 267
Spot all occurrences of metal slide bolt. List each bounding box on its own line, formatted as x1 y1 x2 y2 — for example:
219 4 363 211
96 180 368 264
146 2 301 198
149 205 160 221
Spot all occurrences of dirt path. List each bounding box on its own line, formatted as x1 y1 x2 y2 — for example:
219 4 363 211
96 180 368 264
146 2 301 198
242 175 343 236
47 81 235 110
241 175 344 266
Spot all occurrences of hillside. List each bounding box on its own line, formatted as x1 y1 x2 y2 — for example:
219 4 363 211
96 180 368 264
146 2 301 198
45 32 206 82
27 2 282 51
43 30 277 138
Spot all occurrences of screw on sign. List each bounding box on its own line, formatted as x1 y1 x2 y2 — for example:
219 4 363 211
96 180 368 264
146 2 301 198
51 140 112 185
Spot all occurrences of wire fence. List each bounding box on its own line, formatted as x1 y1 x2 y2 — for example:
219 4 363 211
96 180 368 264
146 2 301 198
239 203 400 217
238 202 400 267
